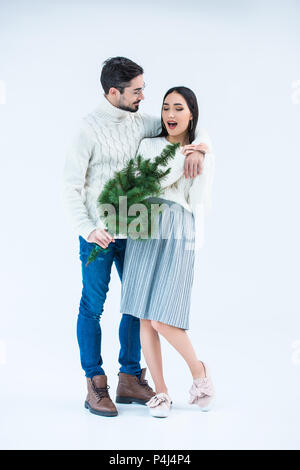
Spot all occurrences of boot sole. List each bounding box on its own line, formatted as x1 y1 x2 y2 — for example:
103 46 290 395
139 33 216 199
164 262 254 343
84 401 118 417
115 396 147 405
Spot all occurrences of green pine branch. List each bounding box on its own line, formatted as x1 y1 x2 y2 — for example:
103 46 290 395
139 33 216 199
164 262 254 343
85 142 180 266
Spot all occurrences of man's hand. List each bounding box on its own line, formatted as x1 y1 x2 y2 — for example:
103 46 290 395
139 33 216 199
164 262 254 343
87 228 115 249
183 143 210 156
181 143 210 178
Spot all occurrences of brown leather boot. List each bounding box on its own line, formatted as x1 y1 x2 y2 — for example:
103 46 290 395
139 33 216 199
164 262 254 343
116 368 156 405
85 375 118 417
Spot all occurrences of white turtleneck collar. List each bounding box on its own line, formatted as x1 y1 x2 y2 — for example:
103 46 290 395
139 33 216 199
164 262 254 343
95 93 132 122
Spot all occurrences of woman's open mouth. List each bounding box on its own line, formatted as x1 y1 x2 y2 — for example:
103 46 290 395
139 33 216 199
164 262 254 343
167 121 177 129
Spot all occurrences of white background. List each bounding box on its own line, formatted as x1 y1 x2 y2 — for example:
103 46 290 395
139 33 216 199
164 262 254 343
0 0 300 450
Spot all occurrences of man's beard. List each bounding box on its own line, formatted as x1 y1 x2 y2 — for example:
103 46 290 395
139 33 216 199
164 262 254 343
118 100 140 113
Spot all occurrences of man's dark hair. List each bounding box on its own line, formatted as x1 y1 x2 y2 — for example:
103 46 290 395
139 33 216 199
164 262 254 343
100 56 144 95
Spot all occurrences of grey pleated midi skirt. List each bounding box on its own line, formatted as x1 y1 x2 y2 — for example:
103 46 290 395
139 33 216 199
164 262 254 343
120 197 196 330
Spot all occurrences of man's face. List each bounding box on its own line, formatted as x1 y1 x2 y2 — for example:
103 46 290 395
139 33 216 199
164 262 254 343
113 74 145 113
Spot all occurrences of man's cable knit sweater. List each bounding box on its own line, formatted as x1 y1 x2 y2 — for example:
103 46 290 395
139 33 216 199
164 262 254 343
62 93 213 241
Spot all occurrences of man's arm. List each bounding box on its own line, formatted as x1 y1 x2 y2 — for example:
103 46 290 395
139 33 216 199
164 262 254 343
140 111 211 149
188 150 216 251
193 126 213 151
188 151 216 215
140 113 162 138
183 127 213 178
62 122 105 241
139 112 212 179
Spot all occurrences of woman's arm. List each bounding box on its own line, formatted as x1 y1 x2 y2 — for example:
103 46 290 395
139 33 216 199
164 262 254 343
188 152 216 215
182 128 213 178
187 151 215 250
137 139 186 189
160 149 185 189
139 113 162 138
62 121 106 240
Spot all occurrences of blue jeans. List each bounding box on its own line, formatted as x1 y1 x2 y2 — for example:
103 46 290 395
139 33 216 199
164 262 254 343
77 235 142 379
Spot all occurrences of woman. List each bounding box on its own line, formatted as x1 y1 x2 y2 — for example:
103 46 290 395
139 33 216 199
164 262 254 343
119 86 215 418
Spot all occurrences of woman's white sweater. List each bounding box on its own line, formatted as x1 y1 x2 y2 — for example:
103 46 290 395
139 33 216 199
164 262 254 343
62 93 213 242
137 136 215 249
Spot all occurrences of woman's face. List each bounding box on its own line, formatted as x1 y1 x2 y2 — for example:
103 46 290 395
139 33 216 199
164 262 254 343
161 91 193 138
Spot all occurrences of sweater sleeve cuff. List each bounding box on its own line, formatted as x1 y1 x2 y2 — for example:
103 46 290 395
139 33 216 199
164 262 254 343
96 218 106 231
78 222 98 242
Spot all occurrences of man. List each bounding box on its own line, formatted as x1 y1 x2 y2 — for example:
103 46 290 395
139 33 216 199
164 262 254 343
62 56 211 417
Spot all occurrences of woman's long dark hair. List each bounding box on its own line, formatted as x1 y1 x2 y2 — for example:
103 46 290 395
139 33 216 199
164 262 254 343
156 86 199 144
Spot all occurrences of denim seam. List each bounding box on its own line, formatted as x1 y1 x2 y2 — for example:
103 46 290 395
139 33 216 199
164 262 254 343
127 316 132 374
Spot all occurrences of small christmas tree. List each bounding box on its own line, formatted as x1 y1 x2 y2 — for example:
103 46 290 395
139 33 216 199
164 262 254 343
85 142 180 266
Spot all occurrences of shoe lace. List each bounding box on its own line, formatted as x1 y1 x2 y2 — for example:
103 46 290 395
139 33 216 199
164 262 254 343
139 378 153 392
92 383 110 402
189 379 213 400
146 393 171 408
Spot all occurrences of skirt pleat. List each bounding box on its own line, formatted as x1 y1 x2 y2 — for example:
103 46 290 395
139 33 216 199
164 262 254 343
120 197 195 330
